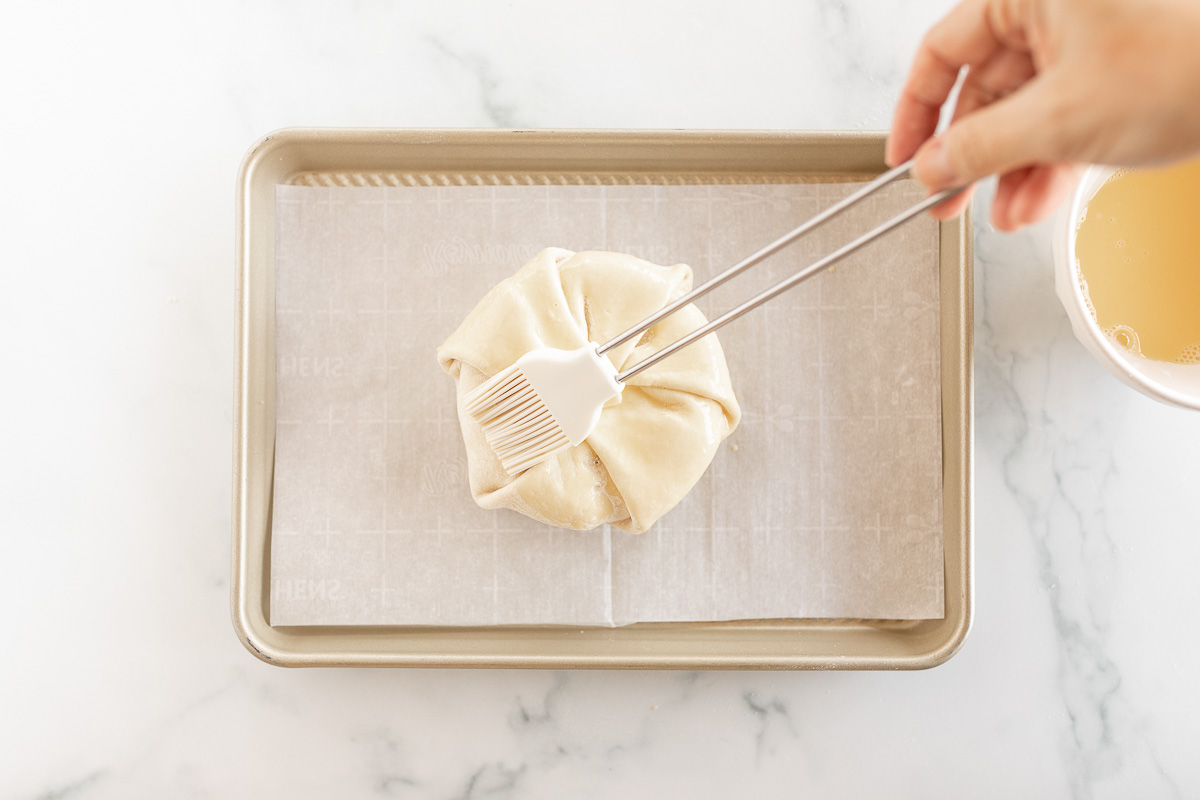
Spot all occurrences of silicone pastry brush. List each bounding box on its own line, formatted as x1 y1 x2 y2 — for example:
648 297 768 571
465 161 962 475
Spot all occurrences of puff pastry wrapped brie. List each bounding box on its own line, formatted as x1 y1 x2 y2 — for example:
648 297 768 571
437 248 741 533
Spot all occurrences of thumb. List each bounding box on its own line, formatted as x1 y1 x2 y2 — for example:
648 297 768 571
913 77 1071 190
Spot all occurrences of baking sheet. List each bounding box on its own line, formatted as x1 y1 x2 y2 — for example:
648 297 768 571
270 179 944 626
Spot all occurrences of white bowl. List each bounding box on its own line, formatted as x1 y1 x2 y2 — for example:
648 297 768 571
1053 165 1200 410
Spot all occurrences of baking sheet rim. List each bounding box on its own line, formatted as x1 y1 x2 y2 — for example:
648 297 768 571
232 127 973 669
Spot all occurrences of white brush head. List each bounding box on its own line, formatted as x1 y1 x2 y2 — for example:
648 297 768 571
464 344 623 476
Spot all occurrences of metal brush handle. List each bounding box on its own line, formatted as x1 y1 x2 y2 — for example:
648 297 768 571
598 159 918 357
615 181 964 382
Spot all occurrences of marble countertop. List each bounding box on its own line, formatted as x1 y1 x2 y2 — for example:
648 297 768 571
4 0 1199 797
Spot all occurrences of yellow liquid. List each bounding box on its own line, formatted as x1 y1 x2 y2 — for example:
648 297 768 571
1075 158 1200 365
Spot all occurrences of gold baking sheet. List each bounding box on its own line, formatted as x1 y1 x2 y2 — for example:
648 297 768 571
233 128 973 669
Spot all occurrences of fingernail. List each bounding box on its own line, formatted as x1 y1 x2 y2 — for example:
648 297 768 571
1007 191 1029 230
916 137 957 188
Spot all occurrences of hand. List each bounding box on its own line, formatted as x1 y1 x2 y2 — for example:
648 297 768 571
887 0 1200 231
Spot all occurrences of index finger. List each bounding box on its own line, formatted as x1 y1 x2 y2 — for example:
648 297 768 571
886 0 1007 166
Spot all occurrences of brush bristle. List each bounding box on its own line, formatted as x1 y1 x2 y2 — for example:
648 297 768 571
464 364 571 475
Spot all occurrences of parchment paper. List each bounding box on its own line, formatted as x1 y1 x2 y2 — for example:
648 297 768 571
270 179 944 626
